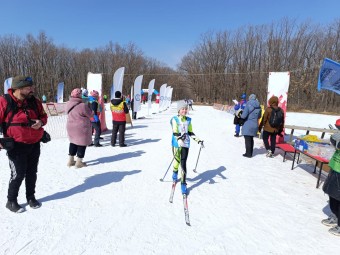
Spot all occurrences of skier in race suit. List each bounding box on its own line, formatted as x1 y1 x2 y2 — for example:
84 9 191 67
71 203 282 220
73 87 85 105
170 100 203 195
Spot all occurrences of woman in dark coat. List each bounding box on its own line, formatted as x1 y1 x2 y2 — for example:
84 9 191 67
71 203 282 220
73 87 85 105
322 119 340 236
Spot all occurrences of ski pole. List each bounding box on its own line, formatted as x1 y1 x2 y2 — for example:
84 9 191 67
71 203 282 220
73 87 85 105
159 156 175 182
193 143 204 173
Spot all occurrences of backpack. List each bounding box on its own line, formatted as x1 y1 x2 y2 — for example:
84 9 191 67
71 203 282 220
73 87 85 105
269 107 284 128
0 94 39 135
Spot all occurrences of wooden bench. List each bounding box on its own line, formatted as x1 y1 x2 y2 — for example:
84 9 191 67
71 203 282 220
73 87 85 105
284 125 337 143
276 143 296 162
291 149 329 188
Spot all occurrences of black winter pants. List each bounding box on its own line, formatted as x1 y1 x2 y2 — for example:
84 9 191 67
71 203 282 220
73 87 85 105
111 122 126 146
91 121 101 145
173 147 189 184
7 142 40 201
244 135 254 157
69 143 87 158
330 196 340 226
262 130 277 154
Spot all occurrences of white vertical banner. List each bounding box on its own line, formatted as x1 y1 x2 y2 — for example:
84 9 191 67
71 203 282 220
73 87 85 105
57 82 64 103
159 84 167 112
164 86 172 109
133 75 143 113
168 87 174 107
267 72 290 143
110 84 114 100
4 77 12 94
113 67 125 95
147 79 155 115
87 72 107 131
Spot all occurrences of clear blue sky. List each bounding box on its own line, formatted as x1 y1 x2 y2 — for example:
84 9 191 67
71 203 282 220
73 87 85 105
1 0 340 68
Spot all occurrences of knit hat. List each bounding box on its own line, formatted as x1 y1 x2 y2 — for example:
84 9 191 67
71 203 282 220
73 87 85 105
11 75 33 89
71 88 82 98
249 94 256 100
115 91 122 98
241 93 246 99
335 119 340 130
177 100 188 111
90 90 99 98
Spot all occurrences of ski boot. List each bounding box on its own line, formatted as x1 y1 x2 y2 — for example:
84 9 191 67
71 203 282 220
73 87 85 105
172 171 178 182
181 183 187 195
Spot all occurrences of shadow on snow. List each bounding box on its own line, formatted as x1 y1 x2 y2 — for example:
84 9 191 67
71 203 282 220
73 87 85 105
40 170 141 203
186 166 227 194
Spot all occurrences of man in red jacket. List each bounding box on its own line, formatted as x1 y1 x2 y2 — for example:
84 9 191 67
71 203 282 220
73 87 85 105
0 75 48 213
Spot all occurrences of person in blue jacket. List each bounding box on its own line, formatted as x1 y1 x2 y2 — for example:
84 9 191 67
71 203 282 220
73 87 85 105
240 94 262 158
88 90 102 147
233 93 247 137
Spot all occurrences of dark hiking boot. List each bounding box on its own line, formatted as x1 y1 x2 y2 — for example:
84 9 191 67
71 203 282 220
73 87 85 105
119 144 127 147
234 134 240 137
242 154 252 158
27 198 41 209
94 144 103 147
6 200 24 213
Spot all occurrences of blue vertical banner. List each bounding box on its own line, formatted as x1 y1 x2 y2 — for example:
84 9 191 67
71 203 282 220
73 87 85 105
57 82 64 103
4 77 12 94
318 58 340 95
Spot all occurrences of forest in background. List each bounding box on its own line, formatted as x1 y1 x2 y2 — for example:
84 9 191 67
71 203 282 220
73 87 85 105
0 18 339 113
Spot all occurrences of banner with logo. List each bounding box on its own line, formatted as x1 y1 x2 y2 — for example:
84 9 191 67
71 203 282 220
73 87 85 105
267 72 290 143
57 82 64 103
159 84 167 112
147 79 155 115
4 77 12 94
113 67 125 95
317 58 340 95
87 72 107 131
133 75 143 113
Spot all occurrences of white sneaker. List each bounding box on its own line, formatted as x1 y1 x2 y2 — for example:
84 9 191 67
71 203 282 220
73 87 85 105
266 150 273 157
322 214 338 227
329 226 340 236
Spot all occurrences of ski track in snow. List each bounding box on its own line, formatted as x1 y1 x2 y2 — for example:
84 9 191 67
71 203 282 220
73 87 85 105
0 103 339 254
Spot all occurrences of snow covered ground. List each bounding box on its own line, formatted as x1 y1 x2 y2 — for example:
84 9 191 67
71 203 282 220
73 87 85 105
0 103 339 254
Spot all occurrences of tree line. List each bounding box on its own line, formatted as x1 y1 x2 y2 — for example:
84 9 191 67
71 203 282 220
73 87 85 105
0 18 339 112
178 18 340 113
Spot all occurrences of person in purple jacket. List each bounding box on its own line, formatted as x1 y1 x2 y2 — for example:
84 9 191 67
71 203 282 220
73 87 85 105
66 88 93 168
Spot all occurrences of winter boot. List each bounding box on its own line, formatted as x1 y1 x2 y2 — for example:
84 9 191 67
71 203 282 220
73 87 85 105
27 197 41 209
67 155 76 167
329 226 340 236
75 158 87 169
6 200 24 213
181 183 187 195
321 214 338 227
172 171 178 182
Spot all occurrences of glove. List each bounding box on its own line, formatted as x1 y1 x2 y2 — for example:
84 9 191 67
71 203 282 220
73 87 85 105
93 115 99 122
